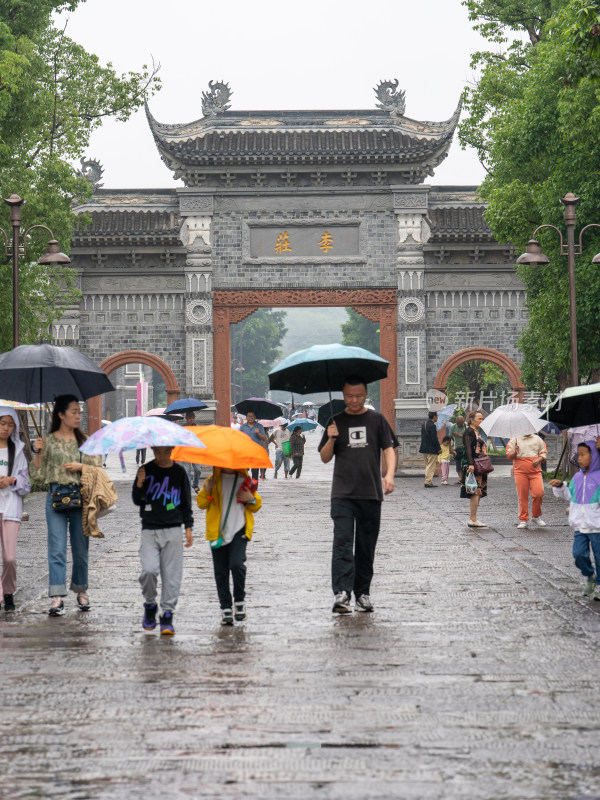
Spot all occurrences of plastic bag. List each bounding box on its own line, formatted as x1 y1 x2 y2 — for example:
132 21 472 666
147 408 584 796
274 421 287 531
465 471 478 495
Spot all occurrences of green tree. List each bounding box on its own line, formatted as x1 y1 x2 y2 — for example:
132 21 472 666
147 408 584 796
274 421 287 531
459 0 600 392
0 1 160 352
231 309 288 400
445 360 512 408
340 307 381 405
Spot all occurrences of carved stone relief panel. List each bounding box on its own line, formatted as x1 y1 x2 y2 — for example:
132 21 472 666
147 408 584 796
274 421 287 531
186 299 212 325
397 213 431 244
180 195 214 213
398 297 425 323
192 338 207 387
180 216 212 247
404 336 420 384
83 275 184 293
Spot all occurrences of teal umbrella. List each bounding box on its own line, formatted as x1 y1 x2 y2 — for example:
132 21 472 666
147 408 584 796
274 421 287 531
268 343 388 395
289 418 318 432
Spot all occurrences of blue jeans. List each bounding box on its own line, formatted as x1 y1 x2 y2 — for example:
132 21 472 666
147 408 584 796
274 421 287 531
274 449 290 475
185 461 201 489
573 531 600 580
46 489 89 597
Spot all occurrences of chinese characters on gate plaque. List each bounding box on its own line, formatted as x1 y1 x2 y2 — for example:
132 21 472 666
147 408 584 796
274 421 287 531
249 225 360 259
274 230 335 254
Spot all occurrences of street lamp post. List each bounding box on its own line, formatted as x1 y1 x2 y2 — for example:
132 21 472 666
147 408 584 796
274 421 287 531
516 192 600 388
1 194 71 348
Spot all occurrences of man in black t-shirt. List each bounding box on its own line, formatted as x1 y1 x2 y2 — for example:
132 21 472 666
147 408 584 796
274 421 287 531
318 377 396 614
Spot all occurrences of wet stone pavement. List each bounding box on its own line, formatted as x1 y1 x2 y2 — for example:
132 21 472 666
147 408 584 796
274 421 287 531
2 441 600 800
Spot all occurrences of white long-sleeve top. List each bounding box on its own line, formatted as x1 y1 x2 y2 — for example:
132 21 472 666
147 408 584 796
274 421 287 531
552 480 600 534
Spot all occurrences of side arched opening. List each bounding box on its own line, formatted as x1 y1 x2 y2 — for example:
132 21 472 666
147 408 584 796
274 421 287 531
87 350 181 434
433 347 524 400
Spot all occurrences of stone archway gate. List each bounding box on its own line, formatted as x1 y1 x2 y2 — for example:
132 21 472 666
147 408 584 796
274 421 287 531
213 289 398 427
66 82 529 468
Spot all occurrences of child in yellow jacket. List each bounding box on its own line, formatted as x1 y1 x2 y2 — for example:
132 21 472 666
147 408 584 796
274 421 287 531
197 468 262 625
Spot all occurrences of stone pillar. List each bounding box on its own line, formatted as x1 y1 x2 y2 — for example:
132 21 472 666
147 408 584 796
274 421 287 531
393 188 431 471
179 195 217 422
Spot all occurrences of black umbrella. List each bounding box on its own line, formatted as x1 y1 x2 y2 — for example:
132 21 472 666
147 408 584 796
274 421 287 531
543 382 600 428
164 398 208 414
0 344 115 403
317 399 346 428
235 397 282 420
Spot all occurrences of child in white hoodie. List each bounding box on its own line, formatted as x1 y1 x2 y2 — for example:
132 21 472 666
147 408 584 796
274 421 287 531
550 439 600 599
0 407 31 612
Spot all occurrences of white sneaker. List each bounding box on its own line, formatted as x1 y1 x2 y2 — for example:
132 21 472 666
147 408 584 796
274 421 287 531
532 517 547 527
442 480 448 485
332 591 351 614
583 576 596 597
517 521 528 529
355 594 374 612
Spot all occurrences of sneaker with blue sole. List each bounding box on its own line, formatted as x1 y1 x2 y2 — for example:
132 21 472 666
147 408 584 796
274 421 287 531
159 611 175 635
142 602 157 630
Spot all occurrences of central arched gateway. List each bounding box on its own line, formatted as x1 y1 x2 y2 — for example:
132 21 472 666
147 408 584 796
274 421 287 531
213 289 398 427
87 350 181 434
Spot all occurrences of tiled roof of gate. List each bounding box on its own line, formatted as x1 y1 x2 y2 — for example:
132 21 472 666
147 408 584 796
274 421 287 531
428 205 494 242
72 191 181 246
145 103 462 169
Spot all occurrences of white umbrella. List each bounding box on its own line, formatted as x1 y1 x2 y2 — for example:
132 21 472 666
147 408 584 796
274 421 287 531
480 403 546 439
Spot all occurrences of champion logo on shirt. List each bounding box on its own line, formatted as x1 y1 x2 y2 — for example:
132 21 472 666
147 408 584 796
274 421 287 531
348 426 368 448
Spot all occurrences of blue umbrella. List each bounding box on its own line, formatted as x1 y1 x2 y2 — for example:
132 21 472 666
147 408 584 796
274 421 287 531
289 418 319 432
268 343 388 395
435 404 457 431
164 398 208 414
79 416 207 455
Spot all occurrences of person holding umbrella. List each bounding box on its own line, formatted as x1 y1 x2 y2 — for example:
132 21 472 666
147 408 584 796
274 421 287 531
197 466 262 626
318 376 396 614
506 433 548 529
133 445 194 636
171 425 270 626
31 395 102 616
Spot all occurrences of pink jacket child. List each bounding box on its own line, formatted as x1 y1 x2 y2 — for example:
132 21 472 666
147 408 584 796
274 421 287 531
0 407 31 612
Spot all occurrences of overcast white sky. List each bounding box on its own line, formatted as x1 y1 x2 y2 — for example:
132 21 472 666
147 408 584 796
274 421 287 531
57 0 488 189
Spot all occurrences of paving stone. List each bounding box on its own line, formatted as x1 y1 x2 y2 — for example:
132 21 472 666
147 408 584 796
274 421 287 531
2 443 600 799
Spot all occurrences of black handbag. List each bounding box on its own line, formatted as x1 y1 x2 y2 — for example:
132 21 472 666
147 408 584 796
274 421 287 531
50 453 83 512
51 483 82 512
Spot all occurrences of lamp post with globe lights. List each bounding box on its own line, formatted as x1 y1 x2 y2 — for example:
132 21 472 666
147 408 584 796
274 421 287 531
1 194 71 348
515 192 600 388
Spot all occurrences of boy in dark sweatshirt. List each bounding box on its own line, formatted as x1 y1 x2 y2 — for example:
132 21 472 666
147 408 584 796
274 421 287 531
132 446 193 635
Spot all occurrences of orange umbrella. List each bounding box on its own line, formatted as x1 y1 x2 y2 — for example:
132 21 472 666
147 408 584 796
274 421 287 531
171 425 273 469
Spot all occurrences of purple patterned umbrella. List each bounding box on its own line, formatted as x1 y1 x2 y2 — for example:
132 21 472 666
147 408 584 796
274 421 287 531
79 416 206 455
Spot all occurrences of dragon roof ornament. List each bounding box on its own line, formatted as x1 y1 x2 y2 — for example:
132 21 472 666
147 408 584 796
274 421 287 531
202 81 232 117
375 79 406 117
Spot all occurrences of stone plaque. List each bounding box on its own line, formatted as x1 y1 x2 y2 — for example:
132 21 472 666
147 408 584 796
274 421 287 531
193 338 207 387
249 225 359 258
404 336 420 385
